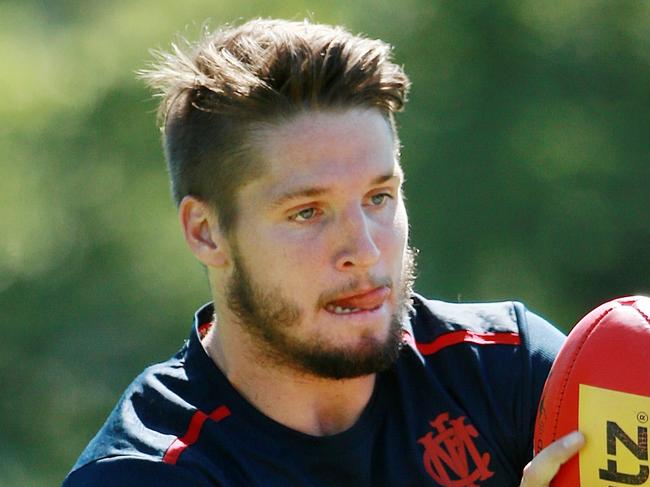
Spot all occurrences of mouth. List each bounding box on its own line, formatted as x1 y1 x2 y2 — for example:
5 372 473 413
324 286 391 315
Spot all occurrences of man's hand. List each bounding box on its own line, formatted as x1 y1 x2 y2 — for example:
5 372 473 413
520 431 585 486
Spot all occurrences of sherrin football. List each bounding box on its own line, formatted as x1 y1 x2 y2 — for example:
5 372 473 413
533 295 650 486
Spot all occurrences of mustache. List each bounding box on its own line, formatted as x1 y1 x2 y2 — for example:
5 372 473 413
316 275 393 309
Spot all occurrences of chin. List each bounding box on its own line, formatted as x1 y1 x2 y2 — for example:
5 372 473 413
292 318 403 380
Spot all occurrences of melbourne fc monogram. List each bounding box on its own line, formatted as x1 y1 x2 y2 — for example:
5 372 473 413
418 412 494 486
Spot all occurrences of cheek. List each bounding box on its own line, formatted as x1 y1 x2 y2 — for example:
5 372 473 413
250 226 329 285
387 203 409 254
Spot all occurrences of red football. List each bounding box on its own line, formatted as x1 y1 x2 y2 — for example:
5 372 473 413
533 295 650 486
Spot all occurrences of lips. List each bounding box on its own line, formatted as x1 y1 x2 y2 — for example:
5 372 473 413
324 286 390 314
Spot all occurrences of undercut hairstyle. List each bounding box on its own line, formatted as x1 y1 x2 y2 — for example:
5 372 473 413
140 18 410 234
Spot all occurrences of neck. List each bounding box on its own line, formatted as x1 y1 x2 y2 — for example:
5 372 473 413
202 318 376 436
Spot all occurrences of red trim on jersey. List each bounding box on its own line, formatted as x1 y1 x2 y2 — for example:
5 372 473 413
401 328 417 350
197 321 213 340
163 405 231 465
416 330 520 356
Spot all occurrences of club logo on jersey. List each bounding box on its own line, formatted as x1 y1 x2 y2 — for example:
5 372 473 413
417 412 494 486
579 385 650 485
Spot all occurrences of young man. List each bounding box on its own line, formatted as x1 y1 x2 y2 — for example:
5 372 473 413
63 19 583 486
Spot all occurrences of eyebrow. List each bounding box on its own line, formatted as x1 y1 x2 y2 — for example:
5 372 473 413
268 171 402 209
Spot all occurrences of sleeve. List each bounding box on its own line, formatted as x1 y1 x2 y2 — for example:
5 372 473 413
513 303 566 468
61 457 214 487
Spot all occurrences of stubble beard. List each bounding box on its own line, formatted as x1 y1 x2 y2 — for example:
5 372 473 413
225 245 417 380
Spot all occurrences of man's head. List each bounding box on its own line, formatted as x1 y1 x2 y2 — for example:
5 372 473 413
140 18 410 234
142 19 414 379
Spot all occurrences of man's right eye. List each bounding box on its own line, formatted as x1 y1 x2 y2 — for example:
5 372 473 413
291 207 318 222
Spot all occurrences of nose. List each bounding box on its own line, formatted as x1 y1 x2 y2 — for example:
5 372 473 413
334 207 381 271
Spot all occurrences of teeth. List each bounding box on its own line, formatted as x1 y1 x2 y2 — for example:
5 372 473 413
328 305 361 314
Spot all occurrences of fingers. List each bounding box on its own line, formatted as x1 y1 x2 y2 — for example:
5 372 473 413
520 431 585 486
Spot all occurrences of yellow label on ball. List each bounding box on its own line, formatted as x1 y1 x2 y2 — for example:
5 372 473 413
579 384 650 485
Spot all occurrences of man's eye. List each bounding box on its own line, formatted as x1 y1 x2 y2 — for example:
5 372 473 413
370 193 391 206
292 207 317 222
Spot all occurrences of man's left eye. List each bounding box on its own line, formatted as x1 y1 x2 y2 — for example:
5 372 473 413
370 193 391 206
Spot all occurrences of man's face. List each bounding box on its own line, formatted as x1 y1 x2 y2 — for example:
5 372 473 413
223 108 414 379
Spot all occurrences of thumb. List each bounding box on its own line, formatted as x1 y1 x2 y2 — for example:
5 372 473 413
520 431 585 486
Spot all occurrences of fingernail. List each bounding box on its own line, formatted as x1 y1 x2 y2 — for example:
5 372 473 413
563 431 584 449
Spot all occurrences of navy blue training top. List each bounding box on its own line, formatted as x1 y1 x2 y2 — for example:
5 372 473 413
62 295 564 486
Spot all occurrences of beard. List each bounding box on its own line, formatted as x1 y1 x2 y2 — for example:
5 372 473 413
224 245 417 380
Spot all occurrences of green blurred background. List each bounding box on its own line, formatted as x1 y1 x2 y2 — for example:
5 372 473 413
1 0 648 484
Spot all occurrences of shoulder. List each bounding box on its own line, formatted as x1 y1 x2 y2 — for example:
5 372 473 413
408 294 565 359
71 349 203 472
407 295 565 371
402 295 565 466
62 456 211 487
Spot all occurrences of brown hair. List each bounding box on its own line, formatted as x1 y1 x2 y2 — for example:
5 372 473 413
140 18 410 233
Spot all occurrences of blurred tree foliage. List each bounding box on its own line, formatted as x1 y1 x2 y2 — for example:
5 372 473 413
1 0 648 484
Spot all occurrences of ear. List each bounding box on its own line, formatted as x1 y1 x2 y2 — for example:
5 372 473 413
178 195 230 268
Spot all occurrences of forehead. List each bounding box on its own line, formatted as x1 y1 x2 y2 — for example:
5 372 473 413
247 109 400 196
